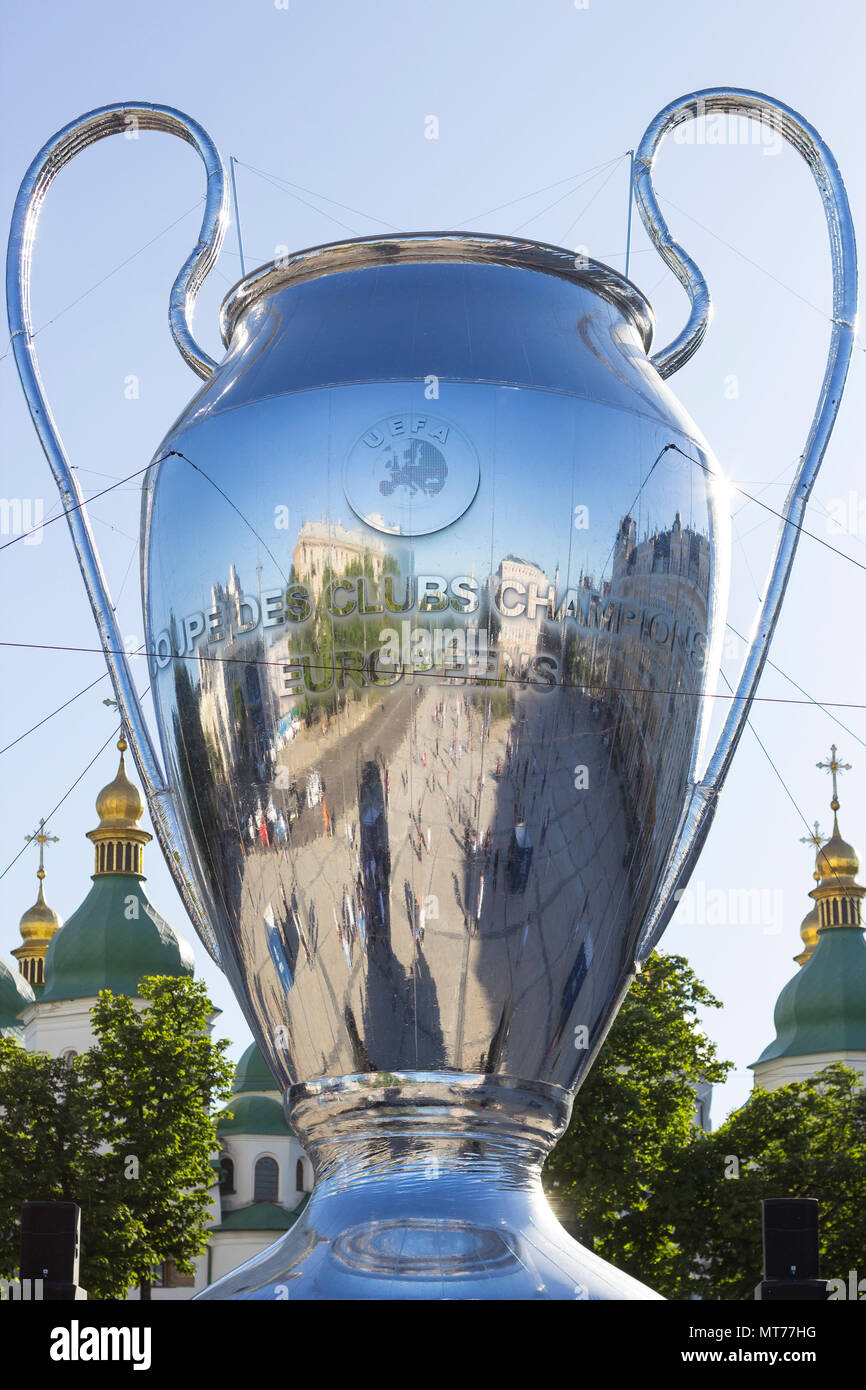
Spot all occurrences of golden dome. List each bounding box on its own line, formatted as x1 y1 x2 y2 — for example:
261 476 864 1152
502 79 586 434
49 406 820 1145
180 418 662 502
794 902 820 967
94 736 144 830
87 734 151 876
815 816 859 884
18 873 62 942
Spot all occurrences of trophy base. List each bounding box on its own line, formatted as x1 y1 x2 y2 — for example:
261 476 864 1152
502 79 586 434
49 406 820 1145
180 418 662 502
197 1073 662 1301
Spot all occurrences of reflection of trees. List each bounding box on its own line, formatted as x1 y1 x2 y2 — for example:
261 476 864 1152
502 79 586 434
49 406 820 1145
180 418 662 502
559 623 599 690
293 548 398 724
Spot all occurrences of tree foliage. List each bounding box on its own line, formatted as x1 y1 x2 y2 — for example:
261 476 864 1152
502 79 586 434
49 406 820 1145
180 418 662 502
0 1041 142 1295
543 951 731 1292
544 954 865 1299
663 1064 866 1300
0 976 233 1299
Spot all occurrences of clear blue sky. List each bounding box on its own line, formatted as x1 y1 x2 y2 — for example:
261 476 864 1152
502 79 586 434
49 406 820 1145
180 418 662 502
1 0 864 1125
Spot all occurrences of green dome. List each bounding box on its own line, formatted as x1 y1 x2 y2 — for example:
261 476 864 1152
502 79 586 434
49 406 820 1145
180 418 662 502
754 926 866 1066
0 955 34 1038
233 1041 278 1094
40 874 194 1003
216 1094 293 1136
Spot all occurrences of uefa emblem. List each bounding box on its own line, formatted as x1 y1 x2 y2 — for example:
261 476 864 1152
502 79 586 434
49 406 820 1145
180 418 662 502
343 412 480 536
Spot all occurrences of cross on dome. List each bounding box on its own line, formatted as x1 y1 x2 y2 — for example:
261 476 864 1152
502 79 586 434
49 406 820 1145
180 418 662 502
15 817 63 988
25 817 59 879
816 744 852 817
799 820 825 852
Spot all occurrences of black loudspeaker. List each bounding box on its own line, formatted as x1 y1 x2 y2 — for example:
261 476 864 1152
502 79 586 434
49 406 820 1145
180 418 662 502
20 1202 81 1284
762 1198 819 1280
756 1279 828 1301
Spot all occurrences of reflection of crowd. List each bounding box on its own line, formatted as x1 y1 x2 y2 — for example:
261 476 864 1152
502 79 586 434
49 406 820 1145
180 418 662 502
258 685 573 967
246 798 289 849
381 688 599 945
188 643 620 1032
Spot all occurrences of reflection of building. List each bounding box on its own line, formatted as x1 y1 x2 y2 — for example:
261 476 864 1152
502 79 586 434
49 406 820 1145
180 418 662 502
293 520 385 603
605 511 710 862
555 511 710 901
1 738 312 1298
197 564 272 773
752 753 866 1091
495 555 556 671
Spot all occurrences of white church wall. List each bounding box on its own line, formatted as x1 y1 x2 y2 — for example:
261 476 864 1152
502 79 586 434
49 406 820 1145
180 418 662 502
22 994 148 1058
218 1132 309 1210
753 1051 866 1091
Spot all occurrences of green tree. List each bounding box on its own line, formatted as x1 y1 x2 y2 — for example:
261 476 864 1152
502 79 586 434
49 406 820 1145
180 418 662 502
545 955 866 1299
82 976 234 1299
0 976 233 1299
0 1040 144 1298
543 951 731 1292
662 1063 866 1300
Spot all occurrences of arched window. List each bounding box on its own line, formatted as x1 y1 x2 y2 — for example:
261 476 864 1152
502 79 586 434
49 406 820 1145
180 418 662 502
254 1156 279 1202
62 1049 77 1069
219 1155 235 1195
295 1159 305 1192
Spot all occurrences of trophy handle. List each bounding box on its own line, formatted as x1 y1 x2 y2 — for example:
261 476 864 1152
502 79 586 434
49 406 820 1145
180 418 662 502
632 89 858 959
6 103 229 963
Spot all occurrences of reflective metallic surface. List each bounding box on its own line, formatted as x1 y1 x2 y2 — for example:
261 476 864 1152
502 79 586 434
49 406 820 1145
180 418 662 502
7 91 857 1299
149 234 724 1298
143 234 726 1094
197 1073 660 1299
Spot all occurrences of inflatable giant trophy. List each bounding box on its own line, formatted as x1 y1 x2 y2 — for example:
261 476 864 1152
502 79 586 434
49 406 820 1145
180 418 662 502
8 90 856 1299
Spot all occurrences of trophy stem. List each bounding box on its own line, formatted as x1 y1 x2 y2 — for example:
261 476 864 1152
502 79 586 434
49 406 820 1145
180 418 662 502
198 1074 661 1300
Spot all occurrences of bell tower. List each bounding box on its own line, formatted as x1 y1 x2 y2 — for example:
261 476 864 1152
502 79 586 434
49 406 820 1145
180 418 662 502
86 734 152 877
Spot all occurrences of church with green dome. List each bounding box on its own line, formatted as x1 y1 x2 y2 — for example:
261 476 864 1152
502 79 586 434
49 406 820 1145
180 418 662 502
2 734 311 1298
17 736 196 1064
752 747 866 1091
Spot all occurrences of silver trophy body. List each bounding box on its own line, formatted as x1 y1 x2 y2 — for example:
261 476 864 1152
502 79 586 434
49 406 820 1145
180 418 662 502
8 93 857 1299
